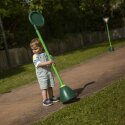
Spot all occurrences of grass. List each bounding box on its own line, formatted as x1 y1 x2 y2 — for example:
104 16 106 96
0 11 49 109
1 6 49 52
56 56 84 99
33 77 125 125
0 39 125 93
0 64 36 93
54 39 125 71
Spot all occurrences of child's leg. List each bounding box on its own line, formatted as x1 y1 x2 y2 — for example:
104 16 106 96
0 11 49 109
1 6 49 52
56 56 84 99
41 89 47 101
47 87 53 99
47 87 59 102
42 89 53 106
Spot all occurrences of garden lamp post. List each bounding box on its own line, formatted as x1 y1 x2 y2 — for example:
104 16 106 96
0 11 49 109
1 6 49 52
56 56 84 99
103 17 114 51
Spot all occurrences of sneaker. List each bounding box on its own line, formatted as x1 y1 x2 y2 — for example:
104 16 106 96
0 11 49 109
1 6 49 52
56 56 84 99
43 99 53 106
50 96 59 103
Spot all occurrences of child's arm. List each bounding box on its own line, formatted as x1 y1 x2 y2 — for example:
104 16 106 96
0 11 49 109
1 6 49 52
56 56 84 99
37 60 55 67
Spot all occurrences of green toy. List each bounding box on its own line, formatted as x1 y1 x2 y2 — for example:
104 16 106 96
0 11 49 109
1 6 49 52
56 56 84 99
28 11 76 103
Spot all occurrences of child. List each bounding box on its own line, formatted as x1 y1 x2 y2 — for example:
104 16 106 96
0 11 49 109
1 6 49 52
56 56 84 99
30 38 59 106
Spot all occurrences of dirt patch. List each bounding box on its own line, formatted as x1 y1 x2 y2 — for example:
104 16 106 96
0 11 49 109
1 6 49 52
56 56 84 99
0 46 125 125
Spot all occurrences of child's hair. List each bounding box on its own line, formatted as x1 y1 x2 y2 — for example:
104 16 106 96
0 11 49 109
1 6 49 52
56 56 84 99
30 38 42 49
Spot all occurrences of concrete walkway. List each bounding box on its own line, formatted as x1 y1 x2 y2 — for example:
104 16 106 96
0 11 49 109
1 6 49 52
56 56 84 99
0 46 125 125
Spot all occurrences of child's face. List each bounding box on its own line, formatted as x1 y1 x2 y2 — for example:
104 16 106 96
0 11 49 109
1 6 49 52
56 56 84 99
32 46 42 54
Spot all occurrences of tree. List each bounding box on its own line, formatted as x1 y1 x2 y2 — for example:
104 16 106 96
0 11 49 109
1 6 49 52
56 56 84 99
0 0 26 66
27 0 83 37
79 0 125 31
0 0 26 48
0 0 125 50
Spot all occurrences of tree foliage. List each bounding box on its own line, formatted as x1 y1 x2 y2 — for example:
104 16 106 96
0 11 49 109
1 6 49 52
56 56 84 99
0 0 27 49
0 0 125 49
0 0 25 17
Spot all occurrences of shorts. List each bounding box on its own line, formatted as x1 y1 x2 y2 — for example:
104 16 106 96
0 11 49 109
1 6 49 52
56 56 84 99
37 71 55 90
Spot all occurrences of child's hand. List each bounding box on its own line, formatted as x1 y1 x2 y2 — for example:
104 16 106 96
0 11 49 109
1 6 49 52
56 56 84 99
47 60 55 65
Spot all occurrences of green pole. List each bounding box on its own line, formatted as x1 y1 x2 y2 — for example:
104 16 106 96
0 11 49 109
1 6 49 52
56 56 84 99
105 22 112 48
34 25 65 88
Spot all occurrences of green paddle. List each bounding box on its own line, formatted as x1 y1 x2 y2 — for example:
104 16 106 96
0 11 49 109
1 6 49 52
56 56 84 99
28 11 76 103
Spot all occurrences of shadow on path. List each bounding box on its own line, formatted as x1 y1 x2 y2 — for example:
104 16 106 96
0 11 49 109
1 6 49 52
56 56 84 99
63 81 95 104
74 81 95 96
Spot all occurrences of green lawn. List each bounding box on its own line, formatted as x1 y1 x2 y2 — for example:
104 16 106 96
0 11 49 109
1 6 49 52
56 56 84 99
0 39 125 93
33 77 125 125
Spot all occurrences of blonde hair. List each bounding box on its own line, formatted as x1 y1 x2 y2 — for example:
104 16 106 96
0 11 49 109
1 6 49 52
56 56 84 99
30 38 42 49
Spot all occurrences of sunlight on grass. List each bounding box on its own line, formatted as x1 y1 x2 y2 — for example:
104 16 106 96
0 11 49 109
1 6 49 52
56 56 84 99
55 39 125 71
0 64 36 93
55 47 106 71
33 77 125 125
0 39 125 93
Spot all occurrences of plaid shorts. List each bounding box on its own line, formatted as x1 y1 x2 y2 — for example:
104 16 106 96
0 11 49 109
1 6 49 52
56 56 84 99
37 71 55 90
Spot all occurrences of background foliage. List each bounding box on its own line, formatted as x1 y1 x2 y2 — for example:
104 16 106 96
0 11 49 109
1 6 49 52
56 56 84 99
0 0 125 49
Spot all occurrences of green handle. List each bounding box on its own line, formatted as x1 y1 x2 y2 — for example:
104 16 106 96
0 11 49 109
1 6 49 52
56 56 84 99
34 25 65 87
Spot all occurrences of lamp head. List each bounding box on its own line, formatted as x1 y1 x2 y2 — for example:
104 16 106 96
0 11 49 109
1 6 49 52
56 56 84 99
103 17 109 23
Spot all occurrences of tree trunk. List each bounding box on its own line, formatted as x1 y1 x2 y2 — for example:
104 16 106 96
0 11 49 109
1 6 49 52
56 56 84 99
0 16 10 66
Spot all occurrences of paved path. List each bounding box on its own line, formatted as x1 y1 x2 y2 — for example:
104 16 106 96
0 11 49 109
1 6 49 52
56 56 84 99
0 46 125 125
